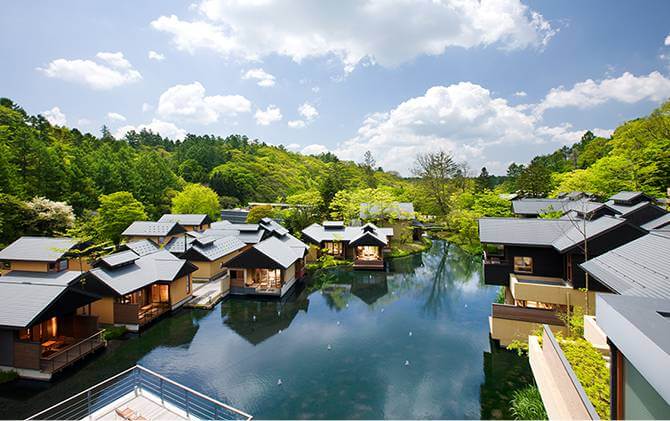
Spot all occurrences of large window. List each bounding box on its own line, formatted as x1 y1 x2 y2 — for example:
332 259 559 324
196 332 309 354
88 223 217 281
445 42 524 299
514 256 533 273
623 356 670 419
324 241 343 256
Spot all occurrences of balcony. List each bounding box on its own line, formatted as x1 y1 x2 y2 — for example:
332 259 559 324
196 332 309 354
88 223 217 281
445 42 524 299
114 303 170 329
39 330 106 374
27 365 252 420
510 274 595 313
482 254 512 286
490 303 566 346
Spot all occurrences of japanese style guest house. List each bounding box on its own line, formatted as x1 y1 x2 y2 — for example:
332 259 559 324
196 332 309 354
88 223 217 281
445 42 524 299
302 221 394 270
479 215 646 346
84 244 197 332
604 191 668 227
0 237 105 380
157 214 212 232
226 219 308 297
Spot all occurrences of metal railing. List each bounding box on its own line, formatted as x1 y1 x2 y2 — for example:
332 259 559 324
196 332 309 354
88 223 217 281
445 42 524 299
40 331 106 373
27 365 253 420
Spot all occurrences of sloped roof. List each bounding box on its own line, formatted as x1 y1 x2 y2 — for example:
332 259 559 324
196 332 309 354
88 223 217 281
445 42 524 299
552 216 626 253
478 218 572 246
254 236 304 269
604 199 652 216
609 191 649 203
581 232 670 299
259 218 289 236
122 221 185 237
201 227 265 244
158 214 211 226
89 249 196 296
100 250 140 268
220 209 249 224
123 240 160 256
165 235 246 261
349 231 388 246
0 271 89 328
360 202 415 220
641 213 670 231
511 199 568 215
302 223 394 243
0 237 77 262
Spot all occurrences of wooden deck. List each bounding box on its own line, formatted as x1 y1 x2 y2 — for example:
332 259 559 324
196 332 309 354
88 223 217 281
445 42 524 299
94 394 187 420
353 259 384 270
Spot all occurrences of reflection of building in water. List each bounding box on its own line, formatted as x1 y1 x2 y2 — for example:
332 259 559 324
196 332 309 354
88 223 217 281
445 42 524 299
350 271 389 305
221 286 309 345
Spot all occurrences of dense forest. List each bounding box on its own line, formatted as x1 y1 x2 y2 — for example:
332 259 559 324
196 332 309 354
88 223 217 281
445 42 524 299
1 96 668 251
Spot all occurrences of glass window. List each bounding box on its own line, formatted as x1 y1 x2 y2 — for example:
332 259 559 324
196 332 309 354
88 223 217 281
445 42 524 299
623 356 670 419
514 256 533 273
324 241 343 255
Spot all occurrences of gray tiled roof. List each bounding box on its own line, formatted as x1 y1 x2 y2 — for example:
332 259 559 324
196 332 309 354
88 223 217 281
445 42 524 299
165 235 246 261
360 202 415 220
201 227 265 244
121 221 184 237
581 232 670 299
604 199 651 216
124 240 160 256
641 213 670 231
254 236 304 269
511 199 568 215
0 237 76 262
0 271 84 328
158 214 210 226
609 191 646 203
260 218 289 236
100 250 140 268
220 210 249 224
478 218 573 246
89 249 194 296
552 216 626 252
302 222 394 243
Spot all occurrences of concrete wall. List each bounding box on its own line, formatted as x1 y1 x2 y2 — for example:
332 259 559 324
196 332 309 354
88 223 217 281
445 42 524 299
283 264 296 284
90 297 115 325
529 327 599 420
170 275 191 308
491 316 568 347
511 275 596 314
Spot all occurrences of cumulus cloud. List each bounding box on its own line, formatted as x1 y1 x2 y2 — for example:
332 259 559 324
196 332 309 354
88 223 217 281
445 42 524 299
152 0 555 72
298 102 319 120
287 120 306 129
115 119 187 140
38 52 141 90
665 34 670 46
285 143 301 151
536 71 670 114
148 50 166 61
301 144 329 155
513 91 527 97
333 82 603 175
107 112 127 122
142 103 153 112
254 105 282 125
242 68 276 87
157 81 251 124
42 107 67 126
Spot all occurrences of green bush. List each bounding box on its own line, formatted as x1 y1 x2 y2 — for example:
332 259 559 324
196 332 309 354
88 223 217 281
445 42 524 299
495 286 506 304
103 326 128 340
559 337 610 419
0 370 18 384
510 385 548 420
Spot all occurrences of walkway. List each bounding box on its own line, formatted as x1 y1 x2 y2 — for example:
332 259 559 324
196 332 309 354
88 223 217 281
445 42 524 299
186 275 228 309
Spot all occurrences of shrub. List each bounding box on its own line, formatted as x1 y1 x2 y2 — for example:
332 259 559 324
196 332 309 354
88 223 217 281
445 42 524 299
559 337 610 419
0 370 18 384
510 385 548 420
495 286 506 304
103 326 128 340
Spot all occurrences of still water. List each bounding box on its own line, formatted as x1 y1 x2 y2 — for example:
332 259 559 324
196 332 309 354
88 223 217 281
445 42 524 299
0 240 533 419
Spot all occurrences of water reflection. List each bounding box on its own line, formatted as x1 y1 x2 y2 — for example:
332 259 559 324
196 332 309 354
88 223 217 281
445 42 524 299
221 286 310 345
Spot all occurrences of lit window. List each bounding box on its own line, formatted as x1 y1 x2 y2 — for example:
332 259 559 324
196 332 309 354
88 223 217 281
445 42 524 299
514 257 533 273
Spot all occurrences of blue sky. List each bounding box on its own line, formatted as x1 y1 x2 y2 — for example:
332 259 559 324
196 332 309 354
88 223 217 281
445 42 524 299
2 0 670 175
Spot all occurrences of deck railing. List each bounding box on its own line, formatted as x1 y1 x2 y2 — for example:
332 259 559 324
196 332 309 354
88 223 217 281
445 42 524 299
40 330 106 373
27 365 253 420
491 303 565 326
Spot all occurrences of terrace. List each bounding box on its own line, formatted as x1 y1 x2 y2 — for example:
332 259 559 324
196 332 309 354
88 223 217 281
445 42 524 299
27 365 252 421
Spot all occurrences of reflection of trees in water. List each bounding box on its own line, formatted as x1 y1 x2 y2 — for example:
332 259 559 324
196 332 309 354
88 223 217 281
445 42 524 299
221 286 310 345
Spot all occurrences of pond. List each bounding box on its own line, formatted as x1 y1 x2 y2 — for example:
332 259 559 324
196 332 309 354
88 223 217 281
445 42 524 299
0 240 533 419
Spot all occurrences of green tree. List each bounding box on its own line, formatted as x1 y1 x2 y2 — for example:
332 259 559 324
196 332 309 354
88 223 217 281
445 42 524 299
517 162 553 197
475 167 493 191
171 184 220 220
97 192 147 244
246 205 276 223
0 194 32 247
412 151 460 216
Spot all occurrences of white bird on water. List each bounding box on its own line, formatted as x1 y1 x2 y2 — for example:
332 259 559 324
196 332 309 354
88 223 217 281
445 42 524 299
336 321 340 326
409 331 413 337
252 315 256 322
381 308 385 313
327 344 332 350
277 379 283 385
404 360 410 366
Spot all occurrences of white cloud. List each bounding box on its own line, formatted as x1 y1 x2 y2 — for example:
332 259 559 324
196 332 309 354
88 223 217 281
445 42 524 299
148 50 166 61
115 119 187 140
301 144 329 155
285 143 301 151
142 103 153 112
254 105 282 126
77 118 92 126
157 81 251 124
42 107 67 126
312 86 320 93
37 52 141 90
536 71 670 114
242 68 276 87
287 119 306 129
513 91 527 97
333 82 600 175
107 112 127 122
298 102 318 120
665 34 670 46
152 0 555 72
